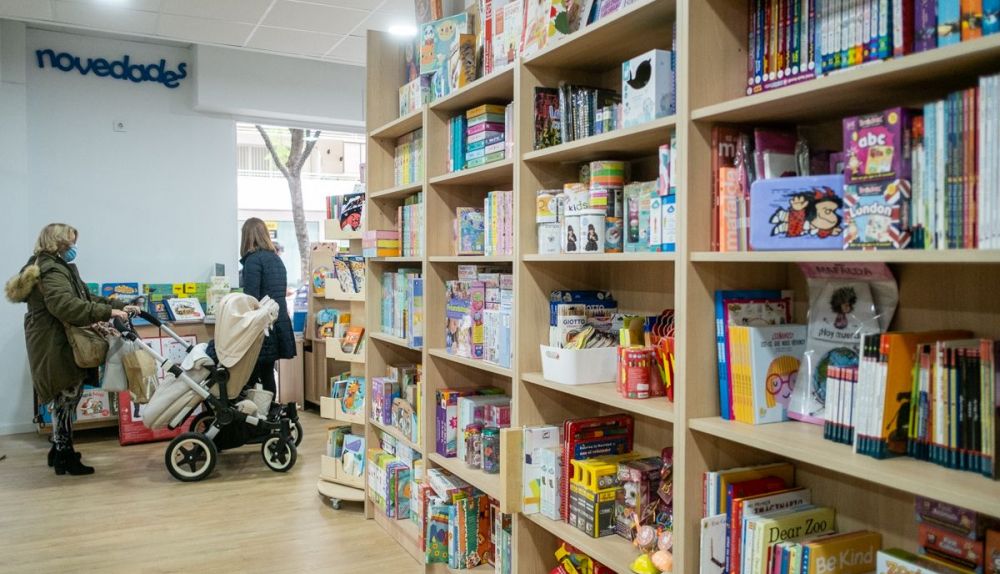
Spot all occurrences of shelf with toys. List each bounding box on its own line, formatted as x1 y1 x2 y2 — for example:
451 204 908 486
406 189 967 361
427 348 512 379
428 452 502 501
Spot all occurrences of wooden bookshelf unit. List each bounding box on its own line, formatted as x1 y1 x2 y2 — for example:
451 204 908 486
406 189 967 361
363 1 1000 571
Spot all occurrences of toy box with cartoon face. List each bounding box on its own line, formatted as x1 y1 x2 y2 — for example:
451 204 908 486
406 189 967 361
749 174 846 250
843 178 913 250
843 108 914 184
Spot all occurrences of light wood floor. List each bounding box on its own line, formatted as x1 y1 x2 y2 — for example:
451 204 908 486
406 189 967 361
0 411 421 574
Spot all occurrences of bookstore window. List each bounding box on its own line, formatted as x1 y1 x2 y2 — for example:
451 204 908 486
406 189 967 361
236 122 366 289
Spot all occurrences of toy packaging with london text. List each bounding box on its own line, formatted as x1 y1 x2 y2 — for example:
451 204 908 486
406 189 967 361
843 178 913 250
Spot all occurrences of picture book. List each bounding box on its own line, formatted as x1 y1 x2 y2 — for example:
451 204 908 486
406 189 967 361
729 324 807 425
711 462 796 518
916 0 939 51
521 0 551 57
701 513 729 574
165 297 205 323
714 290 793 421
749 175 846 251
730 487 811 573
745 506 836 574
799 530 882 574
408 277 424 349
843 178 914 250
338 193 364 231
533 87 561 149
843 108 915 184
420 13 471 78
446 281 474 358
101 282 140 304
456 207 486 255
546 0 586 43
341 326 365 354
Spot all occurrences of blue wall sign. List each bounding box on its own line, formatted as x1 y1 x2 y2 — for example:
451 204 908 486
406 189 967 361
35 49 188 89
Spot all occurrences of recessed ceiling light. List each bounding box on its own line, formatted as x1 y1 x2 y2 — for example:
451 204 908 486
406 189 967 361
388 24 417 38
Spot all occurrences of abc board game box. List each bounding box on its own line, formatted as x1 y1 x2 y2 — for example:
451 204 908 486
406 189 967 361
843 178 913 250
749 174 846 250
843 108 915 184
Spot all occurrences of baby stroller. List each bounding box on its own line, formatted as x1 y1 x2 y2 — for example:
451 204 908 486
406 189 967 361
114 293 301 482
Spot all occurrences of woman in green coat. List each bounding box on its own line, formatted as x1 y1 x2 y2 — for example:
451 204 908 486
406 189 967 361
5 223 135 475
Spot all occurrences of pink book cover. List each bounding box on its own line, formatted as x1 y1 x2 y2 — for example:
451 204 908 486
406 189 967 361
468 122 506 135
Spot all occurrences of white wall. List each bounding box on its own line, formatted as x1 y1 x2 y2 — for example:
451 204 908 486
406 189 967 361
0 21 35 435
26 28 239 285
193 44 365 130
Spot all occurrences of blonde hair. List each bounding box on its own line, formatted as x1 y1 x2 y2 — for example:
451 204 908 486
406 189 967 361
240 218 275 258
34 223 77 255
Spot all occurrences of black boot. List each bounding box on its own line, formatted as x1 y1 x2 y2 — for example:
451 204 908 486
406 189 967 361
54 448 94 476
48 444 81 467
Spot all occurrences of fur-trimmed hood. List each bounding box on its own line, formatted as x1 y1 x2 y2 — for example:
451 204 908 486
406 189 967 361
5 263 40 303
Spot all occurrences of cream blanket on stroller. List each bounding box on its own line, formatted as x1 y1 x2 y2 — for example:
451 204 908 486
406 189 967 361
142 293 279 429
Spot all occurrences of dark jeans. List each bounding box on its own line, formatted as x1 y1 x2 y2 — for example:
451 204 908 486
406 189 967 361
251 360 277 397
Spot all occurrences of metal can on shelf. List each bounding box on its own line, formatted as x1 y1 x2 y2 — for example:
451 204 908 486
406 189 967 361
482 426 500 474
464 423 484 469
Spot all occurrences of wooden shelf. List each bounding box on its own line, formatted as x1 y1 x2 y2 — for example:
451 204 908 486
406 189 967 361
522 514 637 574
523 252 676 262
523 116 676 163
324 220 362 241
522 372 674 423
428 452 502 500
428 255 514 264
688 417 1000 518
523 0 675 70
690 249 1000 264
429 159 514 187
428 348 513 378
325 286 365 302
368 256 423 264
370 419 422 453
692 34 1000 123
429 66 514 113
370 331 422 352
370 108 423 141
325 338 366 363
373 510 425 566
370 182 423 201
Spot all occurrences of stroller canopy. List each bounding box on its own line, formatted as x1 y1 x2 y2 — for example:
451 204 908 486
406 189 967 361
214 293 279 368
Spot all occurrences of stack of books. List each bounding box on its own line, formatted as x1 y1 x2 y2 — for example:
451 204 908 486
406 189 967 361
465 104 507 170
394 129 424 186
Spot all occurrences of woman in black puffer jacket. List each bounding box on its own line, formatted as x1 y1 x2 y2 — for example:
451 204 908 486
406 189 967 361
239 218 296 397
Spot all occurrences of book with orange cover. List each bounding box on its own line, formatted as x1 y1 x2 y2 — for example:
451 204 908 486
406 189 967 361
857 330 971 459
341 326 366 354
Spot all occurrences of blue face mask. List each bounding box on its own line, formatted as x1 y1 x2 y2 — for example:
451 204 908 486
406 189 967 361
63 245 78 263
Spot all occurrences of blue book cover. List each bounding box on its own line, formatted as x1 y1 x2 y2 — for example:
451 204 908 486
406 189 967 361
985 0 1000 34
938 0 962 45
749 174 846 251
407 277 423 349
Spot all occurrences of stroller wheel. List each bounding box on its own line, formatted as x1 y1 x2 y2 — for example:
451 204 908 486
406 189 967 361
165 432 218 482
189 412 216 435
289 420 304 447
262 436 297 473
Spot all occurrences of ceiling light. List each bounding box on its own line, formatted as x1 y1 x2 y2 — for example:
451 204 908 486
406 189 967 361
388 24 417 38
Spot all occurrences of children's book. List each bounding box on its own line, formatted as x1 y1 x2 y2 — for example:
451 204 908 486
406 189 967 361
456 207 486 255
728 324 807 425
749 175 846 251
701 513 729 574
560 415 634 521
165 297 205 323
533 87 561 149
745 506 836 574
420 13 472 78
338 193 364 231
730 487 811 573
341 326 365 354
521 0 551 57
714 290 793 421
798 530 882 574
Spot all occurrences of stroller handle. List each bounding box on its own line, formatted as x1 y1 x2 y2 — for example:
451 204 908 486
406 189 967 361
138 309 162 328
